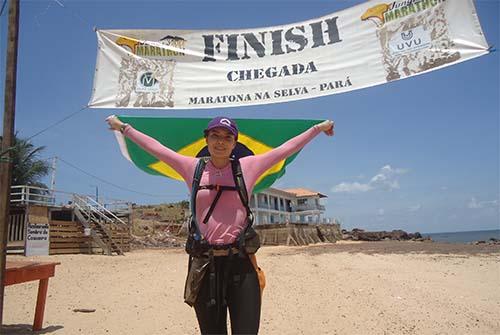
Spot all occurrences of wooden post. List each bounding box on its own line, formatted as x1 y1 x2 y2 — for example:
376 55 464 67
0 0 20 327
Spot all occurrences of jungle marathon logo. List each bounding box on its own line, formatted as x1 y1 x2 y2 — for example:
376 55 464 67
360 0 446 27
116 35 187 58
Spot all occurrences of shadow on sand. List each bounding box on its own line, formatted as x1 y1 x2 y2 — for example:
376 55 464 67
1 324 64 335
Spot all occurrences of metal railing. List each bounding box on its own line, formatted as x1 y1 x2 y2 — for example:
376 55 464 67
101 199 132 216
253 201 326 212
9 185 132 215
10 185 56 206
72 194 127 255
294 204 326 211
72 194 128 227
254 202 269 209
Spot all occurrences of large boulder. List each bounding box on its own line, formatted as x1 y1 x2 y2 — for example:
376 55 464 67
343 228 426 241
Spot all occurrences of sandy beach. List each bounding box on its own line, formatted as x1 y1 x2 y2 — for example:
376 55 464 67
4 241 500 335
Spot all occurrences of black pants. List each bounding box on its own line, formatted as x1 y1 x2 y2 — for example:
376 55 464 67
194 254 261 335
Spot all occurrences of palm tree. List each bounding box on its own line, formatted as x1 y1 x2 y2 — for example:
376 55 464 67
0 133 50 187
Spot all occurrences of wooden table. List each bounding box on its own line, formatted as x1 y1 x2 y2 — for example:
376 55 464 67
4 261 60 331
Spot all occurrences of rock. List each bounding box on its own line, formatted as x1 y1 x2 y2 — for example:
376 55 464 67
130 230 183 249
341 228 428 242
73 308 96 313
488 238 500 245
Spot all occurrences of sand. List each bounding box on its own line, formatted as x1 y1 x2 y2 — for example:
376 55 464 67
3 241 500 335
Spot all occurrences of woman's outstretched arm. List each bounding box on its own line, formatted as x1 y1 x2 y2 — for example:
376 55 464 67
106 115 196 184
241 120 334 191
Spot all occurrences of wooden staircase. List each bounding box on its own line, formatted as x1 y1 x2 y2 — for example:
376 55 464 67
72 195 127 256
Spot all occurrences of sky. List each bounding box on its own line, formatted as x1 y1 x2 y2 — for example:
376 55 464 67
0 0 498 234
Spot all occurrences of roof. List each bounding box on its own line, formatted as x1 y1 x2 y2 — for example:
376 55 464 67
282 188 328 198
264 187 297 198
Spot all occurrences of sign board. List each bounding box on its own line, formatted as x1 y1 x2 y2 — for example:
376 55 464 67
25 205 50 256
25 223 50 256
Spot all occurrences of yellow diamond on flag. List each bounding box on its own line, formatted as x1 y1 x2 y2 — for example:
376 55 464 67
148 133 285 183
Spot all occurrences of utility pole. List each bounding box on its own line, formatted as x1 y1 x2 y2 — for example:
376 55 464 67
90 185 99 203
0 0 20 328
50 156 57 192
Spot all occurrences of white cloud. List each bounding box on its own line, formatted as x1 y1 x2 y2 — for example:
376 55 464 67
468 197 480 209
409 204 422 212
468 197 499 209
332 182 373 193
376 208 385 221
332 165 408 194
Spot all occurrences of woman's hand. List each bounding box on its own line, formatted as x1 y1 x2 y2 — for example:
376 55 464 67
106 115 124 131
317 120 334 136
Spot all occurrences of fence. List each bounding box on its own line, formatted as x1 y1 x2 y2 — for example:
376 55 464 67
8 211 25 242
255 223 342 246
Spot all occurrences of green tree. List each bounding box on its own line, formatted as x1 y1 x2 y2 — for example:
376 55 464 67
0 133 50 187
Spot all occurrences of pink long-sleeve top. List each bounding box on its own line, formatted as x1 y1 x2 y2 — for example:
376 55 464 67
123 124 321 245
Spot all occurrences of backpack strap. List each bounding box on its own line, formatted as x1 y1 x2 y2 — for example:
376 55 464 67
189 157 209 240
201 185 238 224
231 159 256 257
199 159 251 226
231 159 254 226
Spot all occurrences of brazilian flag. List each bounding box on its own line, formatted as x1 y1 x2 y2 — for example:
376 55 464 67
116 116 321 193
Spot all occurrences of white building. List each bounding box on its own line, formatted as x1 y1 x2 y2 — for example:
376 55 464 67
249 187 331 225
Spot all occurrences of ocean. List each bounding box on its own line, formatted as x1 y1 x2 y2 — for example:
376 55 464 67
423 229 500 244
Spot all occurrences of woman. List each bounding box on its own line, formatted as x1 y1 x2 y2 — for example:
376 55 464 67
106 115 334 334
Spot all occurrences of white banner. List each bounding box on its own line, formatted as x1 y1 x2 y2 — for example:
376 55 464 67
89 0 489 110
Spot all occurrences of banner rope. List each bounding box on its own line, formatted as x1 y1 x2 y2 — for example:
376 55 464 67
0 0 7 16
52 0 94 28
57 156 186 199
27 0 100 141
36 0 93 29
26 105 89 142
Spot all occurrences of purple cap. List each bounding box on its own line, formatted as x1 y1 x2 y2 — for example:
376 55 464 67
204 116 239 140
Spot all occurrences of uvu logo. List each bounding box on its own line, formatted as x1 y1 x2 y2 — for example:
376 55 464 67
397 30 421 50
401 30 414 40
389 26 431 55
140 72 158 87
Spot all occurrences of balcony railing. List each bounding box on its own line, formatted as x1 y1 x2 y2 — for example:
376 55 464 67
252 202 295 212
294 204 325 211
10 185 56 206
10 185 132 214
